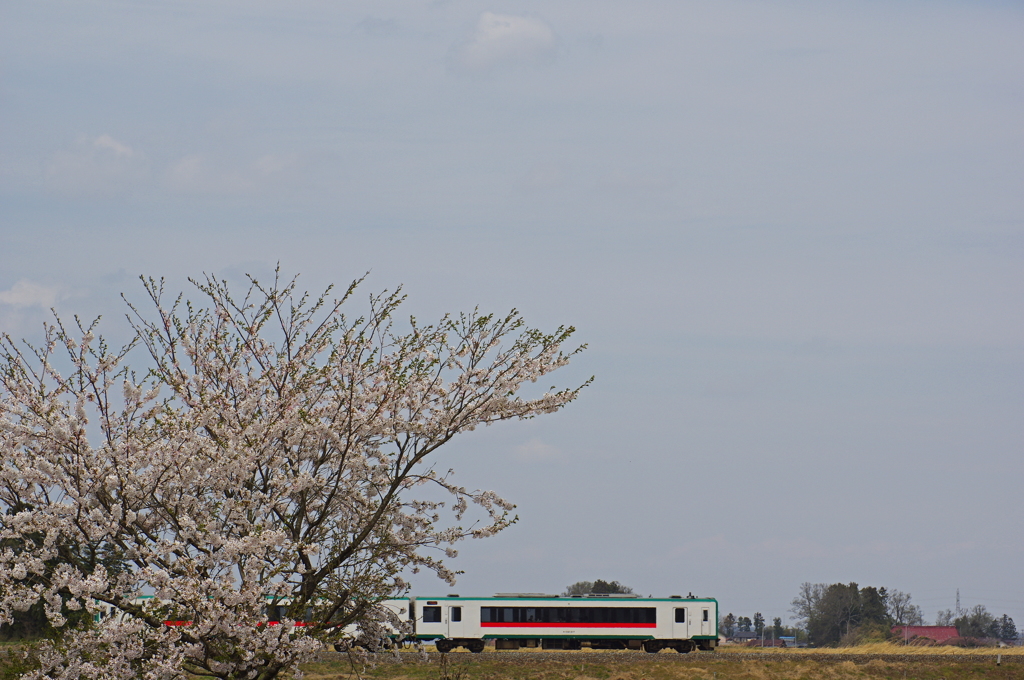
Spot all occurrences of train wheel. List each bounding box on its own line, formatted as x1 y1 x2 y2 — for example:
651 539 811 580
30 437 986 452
468 640 485 654
435 640 455 653
643 641 661 654
676 640 695 654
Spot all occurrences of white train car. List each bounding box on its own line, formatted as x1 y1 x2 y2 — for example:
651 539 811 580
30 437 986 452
394 593 718 653
90 593 718 654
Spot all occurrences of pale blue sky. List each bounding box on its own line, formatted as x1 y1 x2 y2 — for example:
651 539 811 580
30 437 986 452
2 0 1022 626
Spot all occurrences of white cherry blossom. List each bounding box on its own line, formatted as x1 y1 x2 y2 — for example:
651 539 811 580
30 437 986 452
0 270 587 680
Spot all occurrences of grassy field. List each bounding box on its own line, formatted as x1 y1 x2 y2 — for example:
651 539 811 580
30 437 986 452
296 646 1024 680
718 642 1024 656
4 645 1022 680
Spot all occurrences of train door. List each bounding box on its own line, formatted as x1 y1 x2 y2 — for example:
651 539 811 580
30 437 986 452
672 607 690 639
700 607 711 636
447 605 464 639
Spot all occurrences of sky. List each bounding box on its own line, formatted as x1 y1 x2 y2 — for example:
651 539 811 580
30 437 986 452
2 0 1022 629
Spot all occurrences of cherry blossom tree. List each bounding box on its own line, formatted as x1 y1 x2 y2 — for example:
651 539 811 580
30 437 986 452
0 271 587 680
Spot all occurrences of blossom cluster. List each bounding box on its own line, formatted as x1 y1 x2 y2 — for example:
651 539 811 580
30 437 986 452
0 272 586 680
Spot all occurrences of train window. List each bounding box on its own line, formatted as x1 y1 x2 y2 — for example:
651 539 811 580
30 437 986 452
451 607 461 622
703 609 709 622
675 609 686 623
478 605 655 625
423 606 442 623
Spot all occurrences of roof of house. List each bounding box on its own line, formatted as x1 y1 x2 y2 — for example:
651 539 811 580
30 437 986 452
891 625 959 643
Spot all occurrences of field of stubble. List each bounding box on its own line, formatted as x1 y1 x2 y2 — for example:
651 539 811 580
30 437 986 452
299 646 1024 680
3 644 1022 680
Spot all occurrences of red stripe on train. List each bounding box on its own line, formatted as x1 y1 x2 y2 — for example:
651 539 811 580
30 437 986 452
163 621 310 627
480 622 656 628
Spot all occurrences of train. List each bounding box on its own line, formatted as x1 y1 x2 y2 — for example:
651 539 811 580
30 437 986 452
382 592 719 653
92 592 720 653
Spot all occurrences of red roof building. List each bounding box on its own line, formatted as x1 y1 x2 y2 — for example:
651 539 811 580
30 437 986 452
891 625 959 643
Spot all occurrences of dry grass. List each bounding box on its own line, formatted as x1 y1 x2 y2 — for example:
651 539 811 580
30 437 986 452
297 651 1024 680
719 641 1024 656
410 641 1024 657
4 644 1022 680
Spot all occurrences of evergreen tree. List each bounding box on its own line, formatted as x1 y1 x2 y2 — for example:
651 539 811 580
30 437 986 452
998 615 1017 641
808 582 861 645
591 580 633 594
563 580 633 596
859 586 889 625
753 612 765 636
954 605 996 638
722 613 737 637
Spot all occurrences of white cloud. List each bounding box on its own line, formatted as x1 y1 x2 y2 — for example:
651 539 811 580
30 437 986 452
46 134 146 194
0 280 60 308
253 153 298 176
165 154 250 194
513 438 560 460
166 154 209 189
450 13 556 75
93 134 134 158
165 153 299 195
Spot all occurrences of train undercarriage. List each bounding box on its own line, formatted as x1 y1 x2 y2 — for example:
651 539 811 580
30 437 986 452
429 637 716 653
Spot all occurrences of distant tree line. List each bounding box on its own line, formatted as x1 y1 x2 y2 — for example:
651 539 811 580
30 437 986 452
555 579 1018 648
935 605 1017 641
563 580 634 596
720 612 799 641
790 582 1017 646
789 583 902 645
